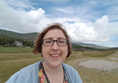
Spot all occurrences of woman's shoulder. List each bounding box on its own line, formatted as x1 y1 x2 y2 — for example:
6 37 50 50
62 63 82 83
20 60 41 71
62 63 77 72
17 60 42 75
6 60 42 83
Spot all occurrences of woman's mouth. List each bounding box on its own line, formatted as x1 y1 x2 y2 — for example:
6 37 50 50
50 54 61 57
50 54 60 57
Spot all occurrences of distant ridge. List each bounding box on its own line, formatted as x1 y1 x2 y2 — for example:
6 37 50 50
0 29 38 41
72 42 109 49
0 29 111 48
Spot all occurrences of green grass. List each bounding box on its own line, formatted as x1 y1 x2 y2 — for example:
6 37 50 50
0 47 118 83
0 47 33 52
0 59 42 83
0 52 41 61
0 47 41 61
76 66 118 83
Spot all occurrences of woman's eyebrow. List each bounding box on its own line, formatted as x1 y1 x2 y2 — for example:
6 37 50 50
44 37 53 40
44 37 66 40
57 37 65 39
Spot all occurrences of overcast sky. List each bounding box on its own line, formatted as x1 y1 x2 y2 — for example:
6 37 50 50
0 0 118 47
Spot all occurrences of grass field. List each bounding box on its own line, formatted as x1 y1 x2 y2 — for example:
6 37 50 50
0 47 118 83
0 47 33 52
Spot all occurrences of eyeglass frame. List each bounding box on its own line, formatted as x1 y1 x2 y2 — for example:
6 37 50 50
42 39 69 46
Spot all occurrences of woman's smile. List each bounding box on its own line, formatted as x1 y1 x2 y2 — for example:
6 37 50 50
50 54 61 57
49 53 61 59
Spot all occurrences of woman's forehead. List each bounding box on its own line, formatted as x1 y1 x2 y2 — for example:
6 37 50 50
43 29 66 39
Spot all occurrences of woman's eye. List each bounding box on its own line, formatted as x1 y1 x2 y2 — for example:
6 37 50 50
46 41 52 43
59 40 64 43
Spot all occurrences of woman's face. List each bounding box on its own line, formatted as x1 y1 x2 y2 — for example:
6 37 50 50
42 29 68 67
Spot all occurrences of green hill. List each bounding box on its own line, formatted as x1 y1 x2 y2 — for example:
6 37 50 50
0 29 38 41
1 28 117 50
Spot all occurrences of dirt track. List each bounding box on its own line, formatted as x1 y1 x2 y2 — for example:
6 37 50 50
79 59 118 71
78 51 118 71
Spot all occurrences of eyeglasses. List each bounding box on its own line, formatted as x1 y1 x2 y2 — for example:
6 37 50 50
42 39 68 46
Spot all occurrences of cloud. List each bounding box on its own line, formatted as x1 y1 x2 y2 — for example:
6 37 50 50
62 15 118 46
63 22 97 42
43 0 70 3
93 15 109 39
0 0 118 47
4 0 34 10
52 3 102 22
22 8 45 24
0 0 45 33
106 6 118 21
96 0 118 6
93 15 118 39
89 0 118 21
55 7 74 14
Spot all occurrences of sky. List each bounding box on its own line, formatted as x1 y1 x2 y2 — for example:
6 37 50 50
0 0 118 47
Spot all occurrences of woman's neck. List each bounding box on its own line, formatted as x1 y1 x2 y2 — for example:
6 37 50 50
42 61 63 75
42 61 64 83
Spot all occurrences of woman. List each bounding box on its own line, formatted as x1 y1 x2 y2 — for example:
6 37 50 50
6 23 82 83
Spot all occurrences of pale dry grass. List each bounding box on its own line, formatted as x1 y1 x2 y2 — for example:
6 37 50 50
0 48 118 83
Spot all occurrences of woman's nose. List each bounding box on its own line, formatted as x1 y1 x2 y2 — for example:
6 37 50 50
52 42 59 50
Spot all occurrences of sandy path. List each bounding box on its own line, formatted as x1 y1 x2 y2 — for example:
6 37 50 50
78 51 118 71
112 51 118 56
79 60 118 71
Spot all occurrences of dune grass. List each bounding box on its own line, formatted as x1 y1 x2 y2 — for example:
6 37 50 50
0 47 118 83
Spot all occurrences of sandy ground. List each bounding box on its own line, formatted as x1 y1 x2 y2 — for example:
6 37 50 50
110 58 118 60
78 60 118 71
78 51 118 71
112 51 118 56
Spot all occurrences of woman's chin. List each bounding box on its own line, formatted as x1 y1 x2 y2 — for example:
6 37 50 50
49 61 62 68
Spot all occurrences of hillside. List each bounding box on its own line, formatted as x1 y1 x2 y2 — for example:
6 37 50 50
0 29 38 41
0 28 115 50
72 42 109 49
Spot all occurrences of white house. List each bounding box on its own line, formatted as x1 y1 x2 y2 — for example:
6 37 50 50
15 41 23 47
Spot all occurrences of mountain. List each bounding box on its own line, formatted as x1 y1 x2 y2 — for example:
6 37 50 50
72 42 109 49
0 29 110 49
0 29 38 41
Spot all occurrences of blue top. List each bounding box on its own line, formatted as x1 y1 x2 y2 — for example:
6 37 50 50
6 60 82 83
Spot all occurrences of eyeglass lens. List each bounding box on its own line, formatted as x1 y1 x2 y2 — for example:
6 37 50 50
43 39 67 46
